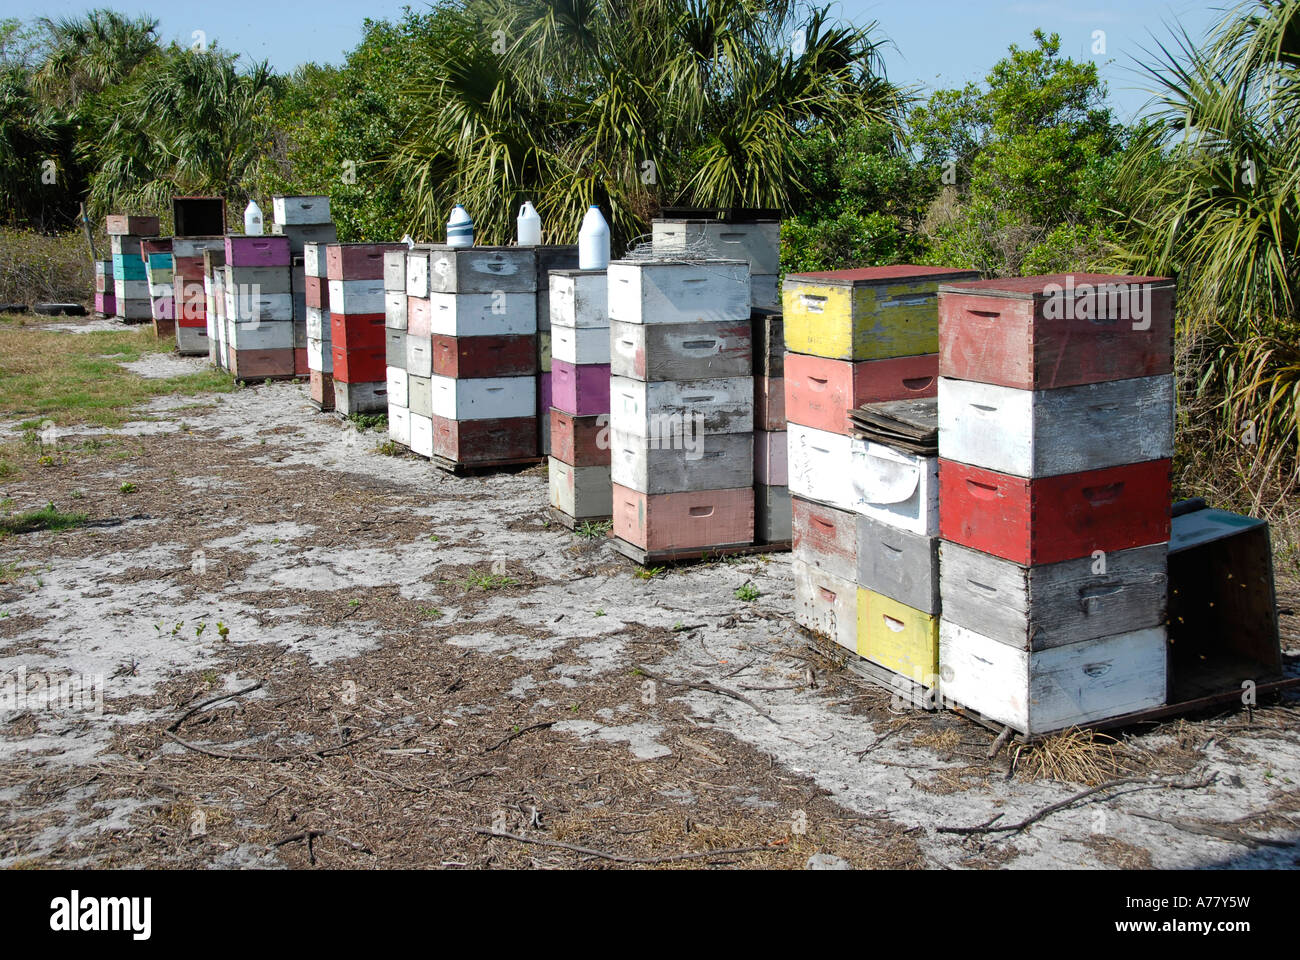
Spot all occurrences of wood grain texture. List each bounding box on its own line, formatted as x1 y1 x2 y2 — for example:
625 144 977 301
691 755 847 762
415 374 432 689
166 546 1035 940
432 415 538 462
609 375 754 436
609 428 753 495
324 242 404 280
388 405 411 446
386 366 409 408
407 297 431 338
751 310 785 377
552 361 611 416
791 497 858 583
330 345 386 383
384 291 407 330
652 220 781 274
329 312 386 350
309 369 335 410
404 336 432 379
427 246 537 294
431 334 537 379
786 423 857 512
385 329 406 369
228 320 293 351
755 376 786 431
549 410 612 466
548 269 608 327
405 251 430 297
302 243 328 279
939 620 1167 735
937 280 1175 389
612 483 754 552
273 195 330 226
607 260 750 325
939 540 1168 650
430 375 536 421
856 514 940 615
785 353 938 435
609 319 752 381
792 558 859 653
383 250 407 292
754 430 787 486
410 413 434 457
938 458 1172 565
407 375 432 418
857 590 939 684
333 378 389 415
549 460 613 519
937 375 1175 477
227 265 291 294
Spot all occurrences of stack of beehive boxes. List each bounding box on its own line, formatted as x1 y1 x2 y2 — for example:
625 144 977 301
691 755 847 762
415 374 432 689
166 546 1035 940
408 246 538 467
174 237 224 356
329 243 406 415
752 308 789 543
607 258 755 560
94 261 115 317
534 246 579 455
107 215 159 323
141 238 174 338
224 235 295 380
548 269 612 524
303 241 333 408
784 266 977 658
274 196 336 379
384 249 410 444
935 274 1176 736
203 247 227 368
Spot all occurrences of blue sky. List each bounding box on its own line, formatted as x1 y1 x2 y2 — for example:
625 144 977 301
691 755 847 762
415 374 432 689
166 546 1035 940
6 0 1228 120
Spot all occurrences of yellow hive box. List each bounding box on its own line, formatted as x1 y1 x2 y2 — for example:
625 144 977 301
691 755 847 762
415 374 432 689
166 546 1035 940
857 588 940 684
783 266 979 361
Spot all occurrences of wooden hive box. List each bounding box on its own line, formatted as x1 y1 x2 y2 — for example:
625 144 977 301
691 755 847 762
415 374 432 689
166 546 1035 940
786 423 856 512
851 441 939 537
755 484 792 543
551 361 611 416
857 514 940 615
651 219 781 275
783 266 979 361
550 410 611 467
428 291 536 337
785 353 937 435
426 245 537 294
612 484 754 552
329 312 385 350
607 260 750 326
938 375 1174 478
937 274 1175 390
534 246 580 331
609 319 751 381
554 323 612 367
791 497 857 583
430 375 536 421
326 243 406 281
432 334 536 379
106 214 159 237
432 415 537 462
549 269 608 328
549 460 613 519
857 590 939 685
225 235 291 269
792 557 858 652
609 375 753 436
609 428 753 495
384 291 407 330
272 195 331 226
328 278 386 315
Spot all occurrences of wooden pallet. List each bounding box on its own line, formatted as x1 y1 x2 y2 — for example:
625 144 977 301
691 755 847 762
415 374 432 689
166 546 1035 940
547 508 612 532
431 454 545 476
800 629 937 710
609 536 790 566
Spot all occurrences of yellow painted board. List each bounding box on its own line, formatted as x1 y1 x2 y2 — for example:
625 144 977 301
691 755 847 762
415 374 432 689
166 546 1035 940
857 588 940 684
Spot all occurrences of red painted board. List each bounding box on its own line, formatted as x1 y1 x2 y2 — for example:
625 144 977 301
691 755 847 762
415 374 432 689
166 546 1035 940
785 353 937 434
612 483 754 552
432 415 538 463
549 409 611 466
329 313 386 350
330 344 386 383
432 334 537 379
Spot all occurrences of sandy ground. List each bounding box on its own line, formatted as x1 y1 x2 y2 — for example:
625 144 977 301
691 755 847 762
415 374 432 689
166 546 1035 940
0 371 1297 870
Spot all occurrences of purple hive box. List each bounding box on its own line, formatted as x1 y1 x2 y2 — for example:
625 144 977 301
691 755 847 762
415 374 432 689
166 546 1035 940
224 235 292 268
550 361 610 416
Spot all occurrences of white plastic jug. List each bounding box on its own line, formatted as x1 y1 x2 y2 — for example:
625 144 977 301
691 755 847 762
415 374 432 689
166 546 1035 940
446 204 474 248
517 201 542 246
578 205 609 269
243 200 264 236
401 234 415 249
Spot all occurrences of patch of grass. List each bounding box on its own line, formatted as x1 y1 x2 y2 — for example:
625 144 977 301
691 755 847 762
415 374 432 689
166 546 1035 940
594 608 606 617
118 481 137 494
735 582 760 602
419 607 444 620
574 519 612 540
347 413 387 432
0 560 27 584
0 460 14 478
0 501 88 537
634 565 666 580
461 569 518 591
0 322 235 427
376 440 404 456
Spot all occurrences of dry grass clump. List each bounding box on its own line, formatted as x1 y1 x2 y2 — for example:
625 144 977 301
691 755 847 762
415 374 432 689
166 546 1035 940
1014 727 1135 785
0 229 96 305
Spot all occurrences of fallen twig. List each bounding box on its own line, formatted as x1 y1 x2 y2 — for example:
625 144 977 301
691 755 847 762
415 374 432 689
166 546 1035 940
484 720 556 754
166 682 264 733
1129 811 1293 849
637 667 778 724
474 828 783 864
163 721 401 764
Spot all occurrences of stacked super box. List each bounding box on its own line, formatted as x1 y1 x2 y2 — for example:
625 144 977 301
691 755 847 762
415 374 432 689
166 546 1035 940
93 261 116 317
303 241 334 409
274 196 337 378
224 234 295 380
752 308 790 542
384 249 410 444
548 269 612 523
935 274 1176 736
405 246 538 465
534 246 580 455
203 247 227 368
174 236 224 356
652 216 781 310
141 239 174 339
783 266 978 664
608 258 755 558
107 215 160 323
329 242 407 415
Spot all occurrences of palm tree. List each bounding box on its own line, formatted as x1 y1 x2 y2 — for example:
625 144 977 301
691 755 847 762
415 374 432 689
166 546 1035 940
388 0 906 248
1114 0 1300 460
33 9 160 112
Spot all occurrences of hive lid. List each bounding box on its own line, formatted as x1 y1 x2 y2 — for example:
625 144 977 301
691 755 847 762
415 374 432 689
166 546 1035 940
938 273 1175 298
786 265 980 287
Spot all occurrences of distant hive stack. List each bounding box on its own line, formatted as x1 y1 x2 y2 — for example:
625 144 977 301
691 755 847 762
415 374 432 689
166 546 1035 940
607 258 755 561
547 269 612 526
411 246 539 469
202 247 227 367
533 246 580 456
327 242 406 415
107 215 160 323
173 236 225 356
273 196 337 378
652 214 781 310
303 241 334 409
223 235 295 381
935 274 1176 736
93 261 115 317
783 265 978 662
141 238 174 339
